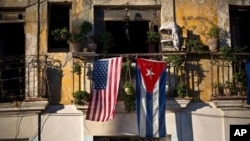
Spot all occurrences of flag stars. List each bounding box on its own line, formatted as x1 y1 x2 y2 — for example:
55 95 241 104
93 61 108 90
145 68 155 79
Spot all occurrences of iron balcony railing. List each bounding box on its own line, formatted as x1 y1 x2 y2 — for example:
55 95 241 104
73 52 250 101
0 55 60 103
1 52 249 103
210 52 250 99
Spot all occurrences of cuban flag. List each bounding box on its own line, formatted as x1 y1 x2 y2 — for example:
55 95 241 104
136 58 167 138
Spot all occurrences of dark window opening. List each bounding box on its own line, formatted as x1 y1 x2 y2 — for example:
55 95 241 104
229 5 250 52
0 23 25 56
99 21 153 54
229 5 250 81
48 2 71 52
0 23 25 102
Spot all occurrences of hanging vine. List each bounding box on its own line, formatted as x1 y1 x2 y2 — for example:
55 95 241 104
120 57 136 113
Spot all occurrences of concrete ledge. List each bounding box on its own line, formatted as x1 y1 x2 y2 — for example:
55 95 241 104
0 101 49 113
76 99 191 113
212 100 250 110
166 98 191 111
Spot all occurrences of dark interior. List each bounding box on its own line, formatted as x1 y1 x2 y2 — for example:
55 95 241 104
0 23 25 56
48 3 71 52
105 21 150 54
230 5 250 52
0 23 25 101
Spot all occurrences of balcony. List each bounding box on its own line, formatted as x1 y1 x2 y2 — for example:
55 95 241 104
0 52 249 111
72 51 250 110
0 55 54 112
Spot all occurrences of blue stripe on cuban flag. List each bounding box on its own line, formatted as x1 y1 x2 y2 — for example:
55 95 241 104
136 58 167 138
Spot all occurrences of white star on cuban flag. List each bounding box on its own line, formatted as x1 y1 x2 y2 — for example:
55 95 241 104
136 58 167 138
145 68 155 79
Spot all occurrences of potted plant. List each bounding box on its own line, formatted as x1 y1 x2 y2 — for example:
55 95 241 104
175 83 188 98
212 82 223 96
123 81 134 95
219 46 236 61
223 81 232 96
233 72 247 88
72 62 81 75
186 39 205 53
120 81 136 113
207 23 221 52
68 21 92 52
73 90 90 105
51 27 70 41
87 35 97 52
223 81 238 96
146 31 160 53
164 55 184 68
95 31 115 54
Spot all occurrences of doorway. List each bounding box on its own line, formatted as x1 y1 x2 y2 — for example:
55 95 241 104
229 5 250 51
105 21 150 54
0 23 25 102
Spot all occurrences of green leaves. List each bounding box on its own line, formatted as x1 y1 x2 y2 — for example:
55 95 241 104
146 31 160 43
51 27 70 41
73 90 90 104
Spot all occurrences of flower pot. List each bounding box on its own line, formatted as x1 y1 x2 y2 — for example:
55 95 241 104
70 42 82 52
88 43 97 52
83 47 89 52
223 87 232 96
213 87 223 96
207 38 219 52
124 87 133 95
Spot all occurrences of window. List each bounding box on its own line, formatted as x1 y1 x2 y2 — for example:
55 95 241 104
94 8 160 54
48 2 71 52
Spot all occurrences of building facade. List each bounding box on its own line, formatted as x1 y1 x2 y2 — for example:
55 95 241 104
0 0 250 141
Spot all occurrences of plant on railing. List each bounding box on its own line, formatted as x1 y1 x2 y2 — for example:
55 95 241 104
72 62 81 75
233 71 247 96
164 55 184 68
120 58 136 112
167 83 189 98
72 61 82 92
174 83 188 98
233 71 247 84
223 81 237 96
212 82 223 96
186 39 205 53
73 90 90 105
219 46 236 61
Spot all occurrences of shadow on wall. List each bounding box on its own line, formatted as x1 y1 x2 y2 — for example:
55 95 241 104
46 59 63 104
43 104 65 113
186 54 208 100
172 100 212 141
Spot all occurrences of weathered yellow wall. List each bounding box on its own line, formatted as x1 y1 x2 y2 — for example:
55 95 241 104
34 0 220 103
175 0 218 101
38 0 87 104
176 0 218 43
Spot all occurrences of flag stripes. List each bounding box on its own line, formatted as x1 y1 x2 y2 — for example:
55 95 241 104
86 57 122 122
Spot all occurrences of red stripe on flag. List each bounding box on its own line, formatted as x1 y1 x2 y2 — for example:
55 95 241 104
86 57 122 122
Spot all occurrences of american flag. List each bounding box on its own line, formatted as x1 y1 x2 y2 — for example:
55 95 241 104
86 57 123 122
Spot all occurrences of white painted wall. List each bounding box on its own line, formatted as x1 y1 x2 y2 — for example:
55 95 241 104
83 102 225 141
1 102 250 141
40 105 83 141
